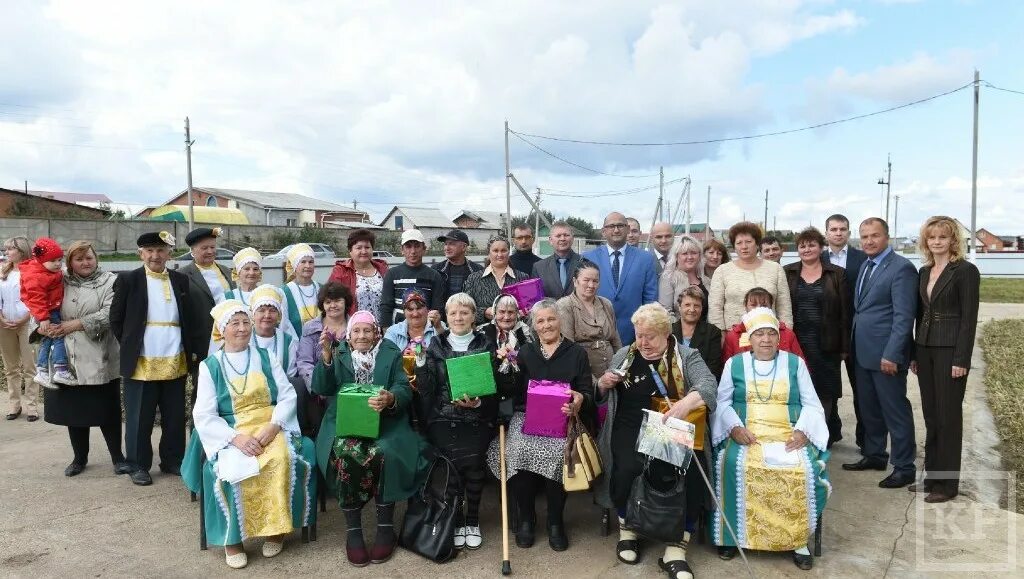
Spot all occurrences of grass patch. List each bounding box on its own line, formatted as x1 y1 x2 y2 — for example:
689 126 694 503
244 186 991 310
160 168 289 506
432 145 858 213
980 278 1024 303
981 319 1024 512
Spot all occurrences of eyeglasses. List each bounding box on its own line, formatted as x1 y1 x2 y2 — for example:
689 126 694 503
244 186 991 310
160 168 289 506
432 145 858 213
604 223 627 230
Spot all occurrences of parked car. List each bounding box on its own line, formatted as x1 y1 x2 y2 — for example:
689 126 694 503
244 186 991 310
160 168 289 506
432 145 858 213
174 248 236 261
262 243 336 263
371 250 395 259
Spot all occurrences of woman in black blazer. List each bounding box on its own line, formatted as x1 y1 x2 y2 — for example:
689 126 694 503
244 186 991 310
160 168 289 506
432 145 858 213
671 286 723 379
783 227 850 447
911 216 980 503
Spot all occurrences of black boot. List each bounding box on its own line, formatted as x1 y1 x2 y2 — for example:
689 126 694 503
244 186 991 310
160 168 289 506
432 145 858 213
370 502 396 563
343 507 369 567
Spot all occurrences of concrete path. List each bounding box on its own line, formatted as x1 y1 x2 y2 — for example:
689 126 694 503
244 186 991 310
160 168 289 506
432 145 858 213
1 303 1023 578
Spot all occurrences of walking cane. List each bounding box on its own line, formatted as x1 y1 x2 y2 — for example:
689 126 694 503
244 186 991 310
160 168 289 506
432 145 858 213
499 423 512 575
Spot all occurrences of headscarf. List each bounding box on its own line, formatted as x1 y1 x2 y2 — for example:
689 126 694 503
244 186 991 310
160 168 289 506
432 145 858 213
488 294 531 373
284 243 315 283
738 307 780 349
249 283 285 316
210 299 250 346
347 310 381 384
232 247 262 283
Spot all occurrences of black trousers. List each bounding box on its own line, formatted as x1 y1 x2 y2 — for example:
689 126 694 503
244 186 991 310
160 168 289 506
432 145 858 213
69 423 124 465
289 376 323 437
124 376 186 472
916 346 968 496
831 354 865 447
508 471 568 526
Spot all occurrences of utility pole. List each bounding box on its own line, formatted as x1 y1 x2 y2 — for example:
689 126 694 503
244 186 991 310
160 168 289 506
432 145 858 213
970 69 980 261
504 121 512 240
647 167 664 250
685 181 692 235
534 188 542 244
352 199 358 211
665 200 671 224
763 189 768 232
185 117 195 232
24 180 28 195
893 195 901 244
878 154 892 224
705 185 711 239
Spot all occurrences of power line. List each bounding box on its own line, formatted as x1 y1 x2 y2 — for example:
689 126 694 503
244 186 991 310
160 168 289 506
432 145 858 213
508 130 661 178
983 81 1024 96
542 177 688 198
0 138 176 152
513 81 977 146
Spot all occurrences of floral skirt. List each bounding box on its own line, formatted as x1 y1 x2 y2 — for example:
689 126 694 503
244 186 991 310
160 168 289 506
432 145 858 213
331 437 383 508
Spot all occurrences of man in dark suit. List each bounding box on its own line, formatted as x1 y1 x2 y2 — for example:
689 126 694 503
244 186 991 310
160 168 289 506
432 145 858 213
533 221 581 298
178 227 235 401
822 213 869 448
509 224 542 275
842 218 918 489
582 212 659 344
111 231 197 486
648 222 675 276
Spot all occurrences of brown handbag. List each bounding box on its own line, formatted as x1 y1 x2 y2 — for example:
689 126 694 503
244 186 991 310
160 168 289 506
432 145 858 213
563 415 603 492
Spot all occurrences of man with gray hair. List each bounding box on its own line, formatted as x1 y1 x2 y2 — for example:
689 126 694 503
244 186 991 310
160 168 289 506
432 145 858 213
533 221 581 298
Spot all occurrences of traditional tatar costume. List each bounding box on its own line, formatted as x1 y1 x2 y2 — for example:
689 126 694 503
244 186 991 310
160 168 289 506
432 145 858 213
280 243 320 339
248 284 298 377
224 247 263 307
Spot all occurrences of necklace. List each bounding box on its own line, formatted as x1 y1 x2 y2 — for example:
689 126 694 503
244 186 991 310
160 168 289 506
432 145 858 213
221 349 252 396
294 281 319 310
541 337 563 360
749 353 779 403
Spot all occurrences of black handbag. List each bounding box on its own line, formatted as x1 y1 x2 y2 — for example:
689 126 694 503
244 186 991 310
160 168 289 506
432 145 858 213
624 457 687 543
400 454 463 563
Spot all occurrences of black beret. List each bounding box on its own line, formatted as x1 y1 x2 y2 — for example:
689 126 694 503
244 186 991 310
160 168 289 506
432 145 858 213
185 227 222 246
137 231 175 248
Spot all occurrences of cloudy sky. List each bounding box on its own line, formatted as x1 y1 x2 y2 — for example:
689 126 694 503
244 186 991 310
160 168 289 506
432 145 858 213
3 0 1023 237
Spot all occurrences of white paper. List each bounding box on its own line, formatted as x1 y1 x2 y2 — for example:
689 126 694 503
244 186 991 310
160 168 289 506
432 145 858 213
214 446 261 484
761 441 801 468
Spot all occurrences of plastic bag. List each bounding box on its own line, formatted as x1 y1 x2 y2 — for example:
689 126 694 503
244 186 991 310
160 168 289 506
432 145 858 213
635 409 695 468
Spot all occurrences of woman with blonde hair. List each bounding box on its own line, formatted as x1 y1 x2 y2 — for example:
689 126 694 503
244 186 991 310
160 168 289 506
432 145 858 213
42 241 132 476
0 236 37 421
658 235 711 320
910 216 979 503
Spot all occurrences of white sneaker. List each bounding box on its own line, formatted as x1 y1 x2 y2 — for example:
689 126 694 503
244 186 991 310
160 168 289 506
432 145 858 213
33 367 50 387
454 526 466 549
465 526 482 550
51 369 77 386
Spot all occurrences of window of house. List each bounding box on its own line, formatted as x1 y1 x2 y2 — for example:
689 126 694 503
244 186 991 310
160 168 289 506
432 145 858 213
205 195 218 207
394 215 404 230
286 218 297 227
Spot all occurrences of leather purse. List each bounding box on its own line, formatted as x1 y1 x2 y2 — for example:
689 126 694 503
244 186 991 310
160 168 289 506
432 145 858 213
624 457 687 543
563 415 603 492
400 454 462 563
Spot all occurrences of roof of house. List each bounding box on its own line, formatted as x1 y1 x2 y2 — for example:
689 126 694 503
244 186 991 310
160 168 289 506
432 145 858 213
324 220 387 230
190 187 361 213
27 190 112 204
382 206 454 229
0 188 110 215
455 210 507 227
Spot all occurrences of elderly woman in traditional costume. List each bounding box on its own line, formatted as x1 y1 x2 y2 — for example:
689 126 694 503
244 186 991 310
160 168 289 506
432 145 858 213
280 243 320 338
487 298 591 552
249 284 298 376
184 300 317 570
712 307 830 571
224 247 264 307
595 303 718 579
312 310 429 567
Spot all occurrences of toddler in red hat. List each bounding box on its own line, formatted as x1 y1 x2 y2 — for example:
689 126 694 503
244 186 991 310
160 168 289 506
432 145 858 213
19 237 75 386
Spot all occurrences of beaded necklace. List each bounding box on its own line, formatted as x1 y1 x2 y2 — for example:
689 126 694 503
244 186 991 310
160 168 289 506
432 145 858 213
221 349 252 396
749 353 779 403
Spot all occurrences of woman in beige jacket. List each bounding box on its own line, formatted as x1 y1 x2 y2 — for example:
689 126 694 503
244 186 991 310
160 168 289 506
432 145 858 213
555 260 622 380
0 236 37 421
42 242 131 477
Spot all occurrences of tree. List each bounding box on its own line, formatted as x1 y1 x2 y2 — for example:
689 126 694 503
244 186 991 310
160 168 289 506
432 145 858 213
564 216 596 240
511 209 554 230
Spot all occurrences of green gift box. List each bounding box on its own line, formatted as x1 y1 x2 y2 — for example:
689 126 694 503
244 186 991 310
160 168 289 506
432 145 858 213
445 352 497 401
336 384 382 439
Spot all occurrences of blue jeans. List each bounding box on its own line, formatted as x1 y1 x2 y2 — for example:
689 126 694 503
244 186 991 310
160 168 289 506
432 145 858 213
37 310 67 369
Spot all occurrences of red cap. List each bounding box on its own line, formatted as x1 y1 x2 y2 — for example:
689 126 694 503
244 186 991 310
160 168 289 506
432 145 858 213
32 237 64 263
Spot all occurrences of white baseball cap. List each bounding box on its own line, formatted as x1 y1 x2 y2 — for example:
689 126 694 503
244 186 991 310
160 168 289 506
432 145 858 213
401 229 426 245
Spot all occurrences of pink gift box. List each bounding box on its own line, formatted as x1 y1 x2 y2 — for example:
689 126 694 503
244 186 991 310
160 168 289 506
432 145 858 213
502 278 544 313
522 379 571 438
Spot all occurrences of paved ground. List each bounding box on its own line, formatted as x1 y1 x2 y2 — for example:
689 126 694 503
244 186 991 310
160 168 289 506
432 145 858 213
1 303 1023 578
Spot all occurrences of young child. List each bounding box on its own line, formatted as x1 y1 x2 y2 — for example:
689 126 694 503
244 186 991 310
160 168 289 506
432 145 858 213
19 237 74 386
721 286 804 363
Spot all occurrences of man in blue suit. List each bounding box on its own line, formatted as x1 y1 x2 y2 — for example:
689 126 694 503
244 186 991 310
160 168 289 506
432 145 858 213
583 212 659 344
841 218 917 489
822 213 869 448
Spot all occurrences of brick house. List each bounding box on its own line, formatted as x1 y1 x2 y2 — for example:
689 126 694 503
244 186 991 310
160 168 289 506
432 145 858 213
0 188 110 219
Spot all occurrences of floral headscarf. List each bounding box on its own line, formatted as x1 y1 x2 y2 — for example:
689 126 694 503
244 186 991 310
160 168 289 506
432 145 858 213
348 310 381 384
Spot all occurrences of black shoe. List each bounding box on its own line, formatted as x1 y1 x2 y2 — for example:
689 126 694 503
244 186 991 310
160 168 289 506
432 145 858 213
617 539 641 565
841 457 887 471
879 471 915 489
515 521 535 549
793 551 813 570
547 524 568 552
718 546 737 560
64 462 85 477
159 464 181 476
130 470 153 486
5 409 21 420
114 461 134 475
659 558 694 578
26 414 39 422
